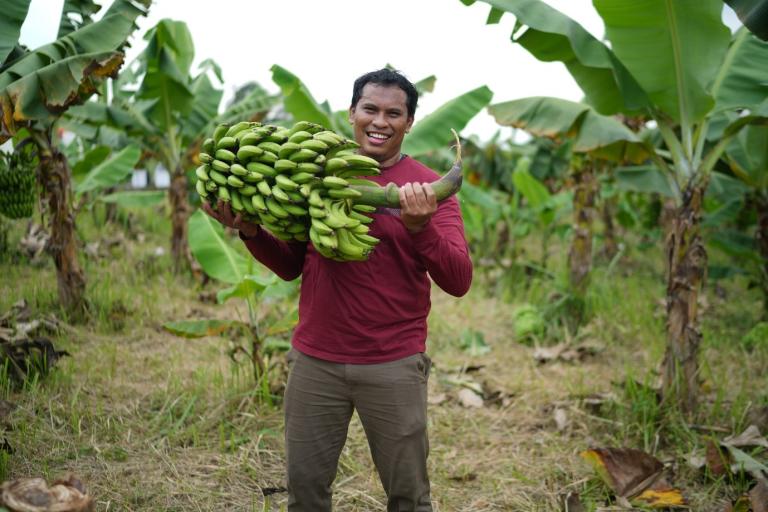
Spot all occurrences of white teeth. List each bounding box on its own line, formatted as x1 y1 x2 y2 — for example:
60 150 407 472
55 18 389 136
368 132 388 140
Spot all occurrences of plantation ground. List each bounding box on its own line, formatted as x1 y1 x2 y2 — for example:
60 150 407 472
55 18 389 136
1 212 766 511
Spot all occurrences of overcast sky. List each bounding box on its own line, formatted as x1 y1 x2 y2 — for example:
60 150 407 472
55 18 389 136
19 0 742 142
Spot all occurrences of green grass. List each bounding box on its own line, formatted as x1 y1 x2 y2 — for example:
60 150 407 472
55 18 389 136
0 212 766 510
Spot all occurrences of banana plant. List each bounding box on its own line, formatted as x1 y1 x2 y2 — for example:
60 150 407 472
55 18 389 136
163 210 299 390
462 0 768 412
488 96 649 319
62 20 279 272
719 122 768 316
270 64 493 157
0 0 149 315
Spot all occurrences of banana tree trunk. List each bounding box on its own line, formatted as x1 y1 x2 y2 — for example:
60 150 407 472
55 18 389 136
36 134 87 317
600 195 619 260
756 193 768 319
662 184 707 414
568 159 596 297
169 168 192 272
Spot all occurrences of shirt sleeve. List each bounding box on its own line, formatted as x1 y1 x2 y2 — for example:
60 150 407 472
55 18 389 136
409 195 473 297
239 227 307 281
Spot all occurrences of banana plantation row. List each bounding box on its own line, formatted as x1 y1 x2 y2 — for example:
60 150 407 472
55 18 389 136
1 0 766 419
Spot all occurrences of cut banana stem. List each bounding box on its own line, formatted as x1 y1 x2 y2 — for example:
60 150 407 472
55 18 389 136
350 129 463 207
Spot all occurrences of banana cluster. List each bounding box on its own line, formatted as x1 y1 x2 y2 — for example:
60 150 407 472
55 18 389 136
195 121 383 261
0 149 37 220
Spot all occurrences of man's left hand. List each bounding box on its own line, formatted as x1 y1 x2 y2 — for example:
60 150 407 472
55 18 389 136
399 182 437 233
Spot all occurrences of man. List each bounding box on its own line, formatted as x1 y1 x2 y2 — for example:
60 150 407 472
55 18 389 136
203 68 472 511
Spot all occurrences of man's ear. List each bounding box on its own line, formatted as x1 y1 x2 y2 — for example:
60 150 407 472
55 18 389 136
348 107 355 124
405 116 414 133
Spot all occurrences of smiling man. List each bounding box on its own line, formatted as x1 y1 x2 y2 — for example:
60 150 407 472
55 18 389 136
203 69 472 511
281 69 472 511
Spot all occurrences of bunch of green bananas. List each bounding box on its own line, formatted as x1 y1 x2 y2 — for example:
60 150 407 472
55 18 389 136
194 120 384 261
0 149 37 220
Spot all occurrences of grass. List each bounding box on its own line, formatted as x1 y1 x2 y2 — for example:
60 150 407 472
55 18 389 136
0 211 766 511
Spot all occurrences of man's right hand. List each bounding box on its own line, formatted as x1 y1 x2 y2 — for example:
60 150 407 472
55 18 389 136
201 200 260 238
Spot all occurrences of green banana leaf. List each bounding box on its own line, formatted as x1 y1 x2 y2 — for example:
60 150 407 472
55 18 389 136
75 145 140 195
182 68 224 142
414 75 437 95
489 96 648 163
614 165 676 197
137 19 196 130
162 319 245 339
462 0 649 115
403 86 493 157
725 0 768 40
1 51 124 136
725 123 768 189
266 307 299 336
0 0 31 64
71 145 111 177
58 0 101 38
98 190 166 207
217 274 274 304
209 82 277 130
64 98 158 138
271 64 333 129
1 0 148 85
595 0 730 128
188 209 249 284
712 28 768 112
0 0 149 140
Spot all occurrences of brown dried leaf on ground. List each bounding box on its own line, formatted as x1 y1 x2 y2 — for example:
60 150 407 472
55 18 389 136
707 438 731 477
0 475 94 512
580 447 686 508
532 341 602 364
751 478 768 512
724 425 768 450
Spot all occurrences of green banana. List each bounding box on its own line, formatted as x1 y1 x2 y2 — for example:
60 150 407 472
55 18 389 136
275 174 299 191
195 165 210 182
256 180 272 196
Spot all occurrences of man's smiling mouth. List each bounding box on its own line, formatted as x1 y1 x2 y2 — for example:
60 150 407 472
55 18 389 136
367 131 390 140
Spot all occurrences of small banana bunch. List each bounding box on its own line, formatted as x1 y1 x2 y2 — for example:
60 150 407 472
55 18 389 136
0 149 37 220
195 120 384 261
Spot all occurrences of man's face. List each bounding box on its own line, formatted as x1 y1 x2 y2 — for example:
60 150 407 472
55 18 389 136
349 83 414 168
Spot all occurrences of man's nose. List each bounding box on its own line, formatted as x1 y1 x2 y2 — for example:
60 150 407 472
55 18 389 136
372 112 388 127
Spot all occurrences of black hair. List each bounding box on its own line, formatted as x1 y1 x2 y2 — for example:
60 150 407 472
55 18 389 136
350 69 418 118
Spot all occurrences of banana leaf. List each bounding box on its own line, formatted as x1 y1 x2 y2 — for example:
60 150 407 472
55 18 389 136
712 28 768 112
0 0 31 64
462 0 650 115
182 69 223 141
614 165 676 197
217 275 273 304
58 0 101 38
98 190 166 207
595 0 730 128
265 308 299 336
403 85 493 157
71 145 110 177
414 75 437 95
162 319 245 339
725 123 768 189
0 0 149 139
137 19 195 130
489 96 649 163
271 64 333 129
188 209 249 284
75 144 140 195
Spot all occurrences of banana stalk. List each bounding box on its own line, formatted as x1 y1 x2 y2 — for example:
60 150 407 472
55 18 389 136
350 129 463 207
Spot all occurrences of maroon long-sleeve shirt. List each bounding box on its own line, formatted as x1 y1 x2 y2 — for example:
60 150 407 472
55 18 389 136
240 156 472 364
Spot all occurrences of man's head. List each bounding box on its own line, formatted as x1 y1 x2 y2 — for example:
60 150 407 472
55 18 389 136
349 69 418 167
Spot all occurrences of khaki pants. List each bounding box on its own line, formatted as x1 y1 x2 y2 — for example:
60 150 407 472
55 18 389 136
284 350 433 511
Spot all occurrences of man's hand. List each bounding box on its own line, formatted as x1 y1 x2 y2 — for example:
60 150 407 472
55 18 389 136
201 200 260 238
399 182 437 233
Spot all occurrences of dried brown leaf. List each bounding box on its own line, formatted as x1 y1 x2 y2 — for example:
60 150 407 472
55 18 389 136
724 425 768 450
580 447 663 498
457 388 483 408
751 479 768 512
